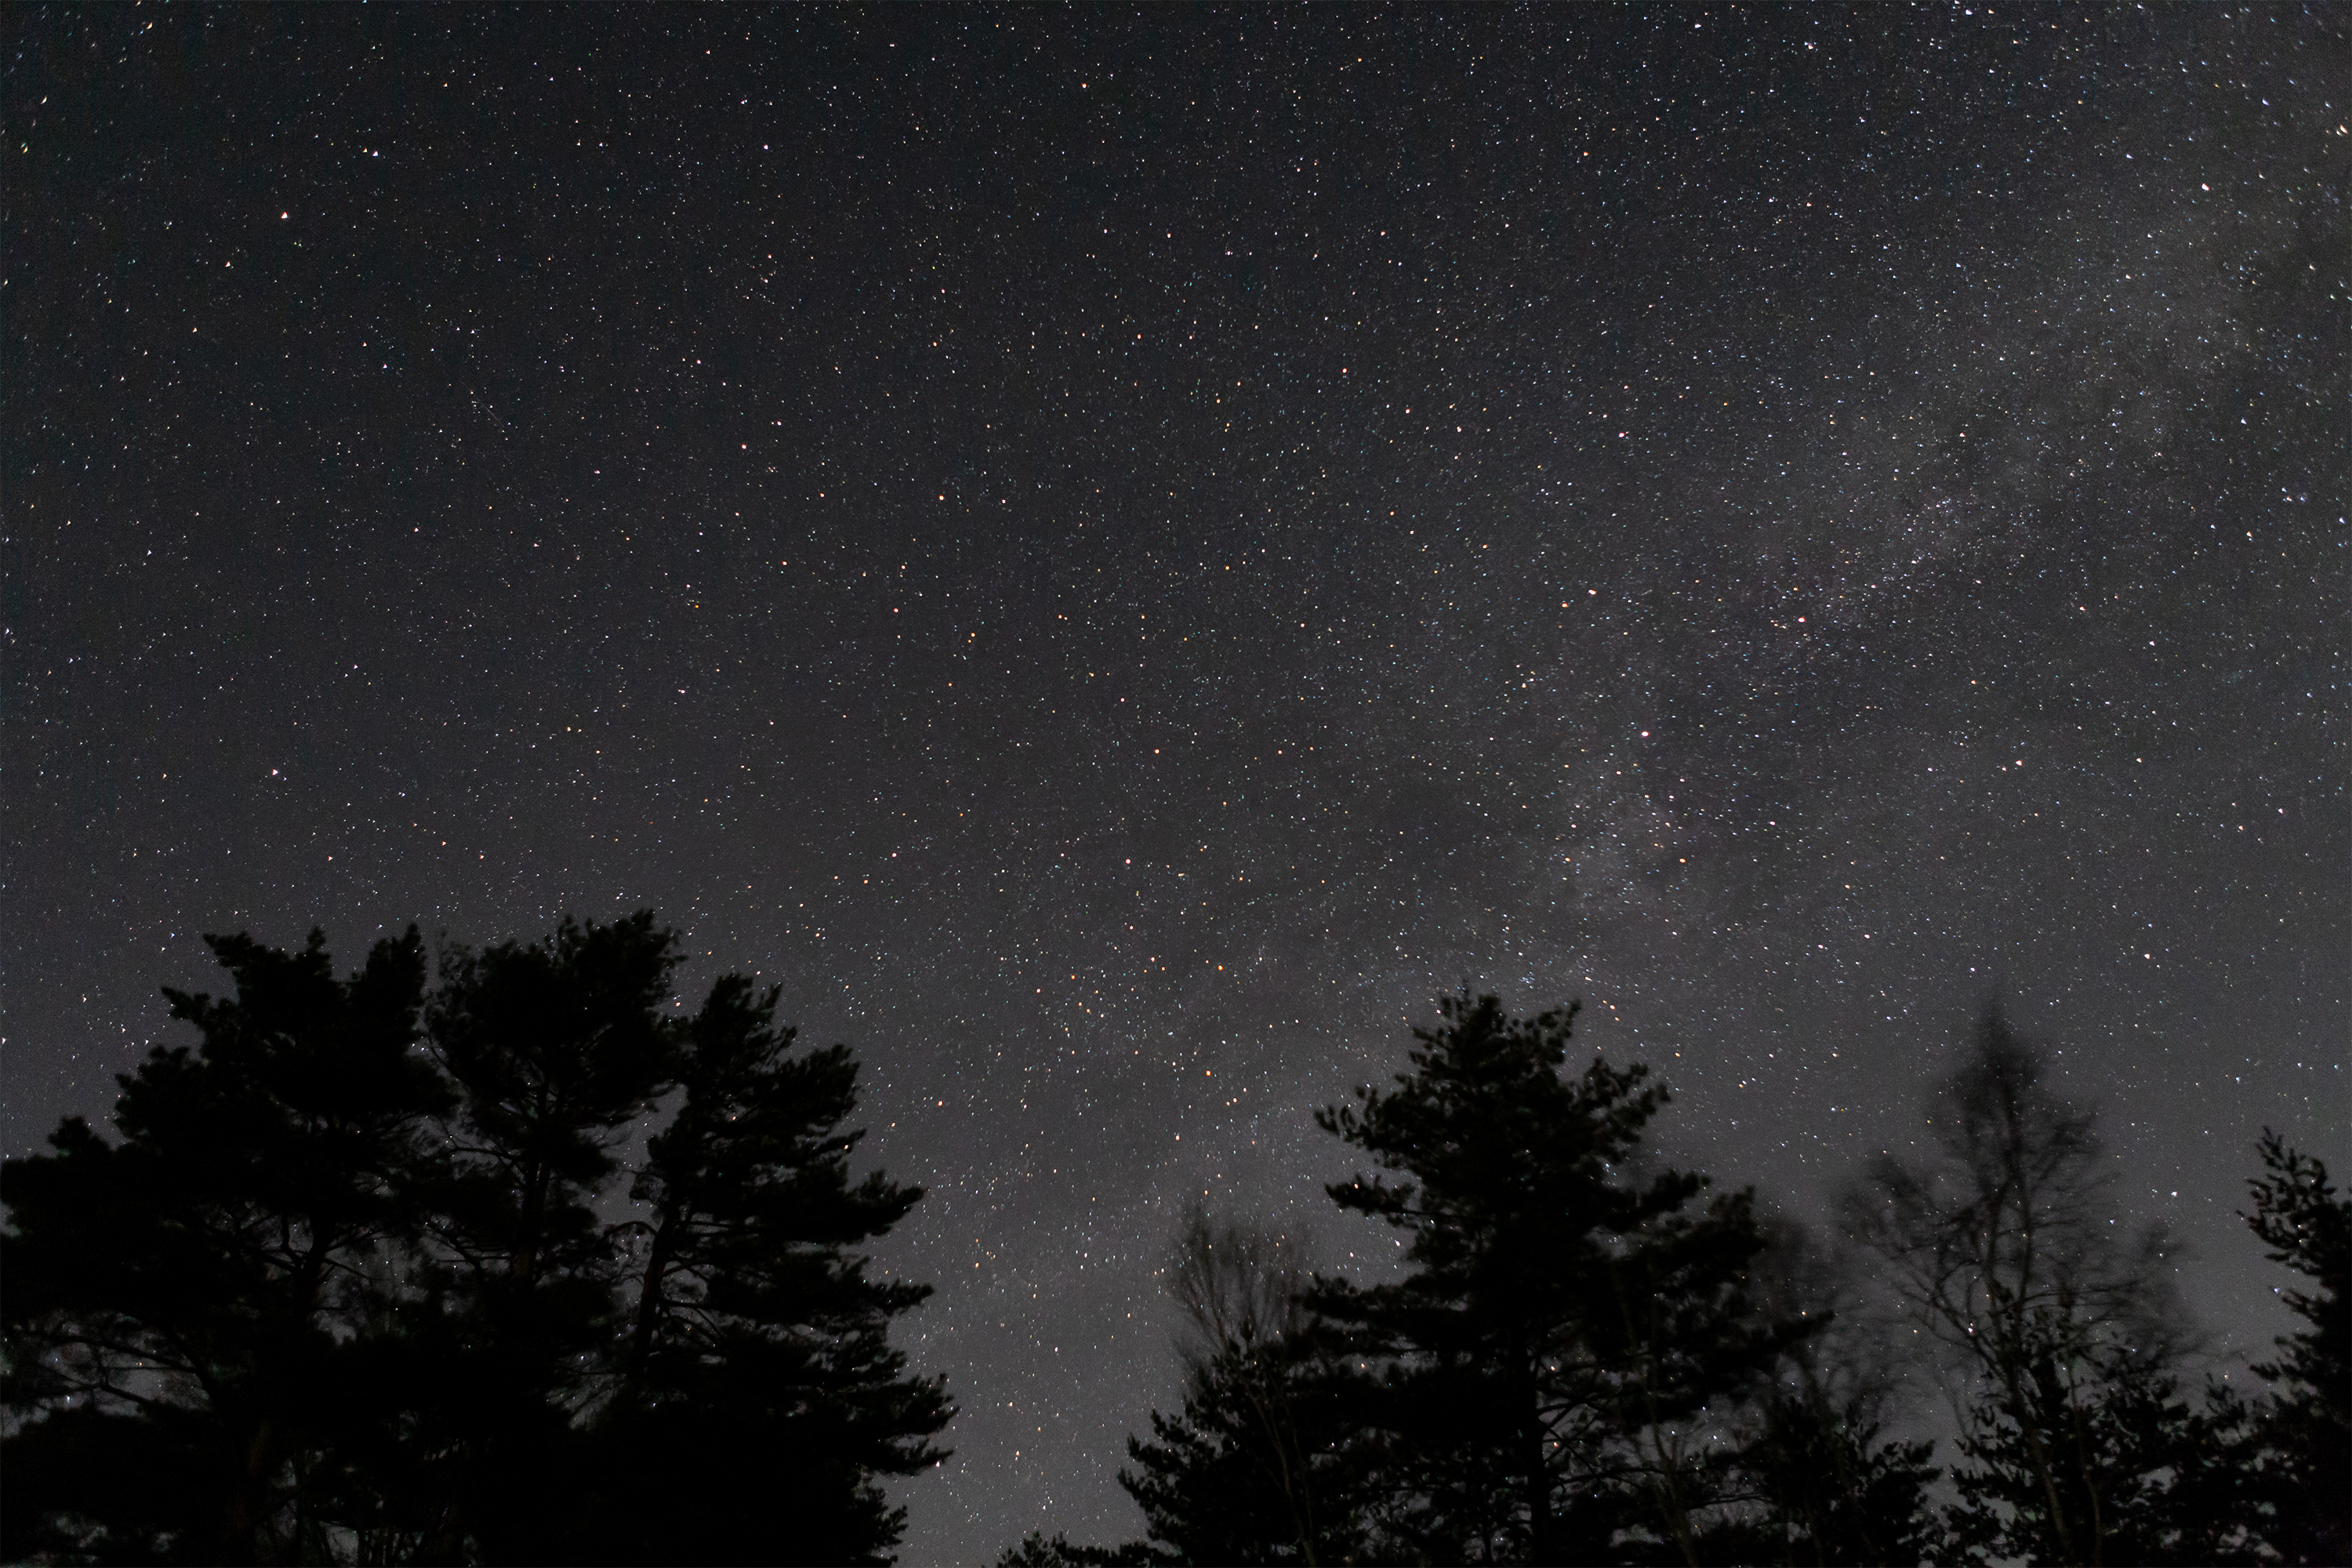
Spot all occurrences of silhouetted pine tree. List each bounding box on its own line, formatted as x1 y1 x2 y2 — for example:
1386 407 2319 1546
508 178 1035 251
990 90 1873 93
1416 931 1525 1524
994 1530 1168 1567
2237 1131 2351 1566
419 912 683 1560
1115 1330 1384 1566
1309 994 1804 1565
581 974 951 1565
1027 1207 1377 1566
1708 1386 1941 1566
2 928 448 1563
1943 1312 2249 1566
3 914 949 1566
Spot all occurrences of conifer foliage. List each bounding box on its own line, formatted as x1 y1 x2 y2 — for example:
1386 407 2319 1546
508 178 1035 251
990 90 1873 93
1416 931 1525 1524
592 973 950 1566
1025 996 2349 1567
2238 1130 2352 1566
13 941 2347 1568
1309 995 1802 1563
1112 1208 1367 1566
1080 996 1824 1567
2 915 948 1566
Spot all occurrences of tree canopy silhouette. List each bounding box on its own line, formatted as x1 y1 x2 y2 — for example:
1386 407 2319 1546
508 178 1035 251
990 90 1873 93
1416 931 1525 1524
1838 1006 2352 1566
1059 996 1819 1567
2 915 949 1566
1842 1007 2212 1564
14 942 2346 1568
1310 994 1805 1563
2234 1130 2351 1566
1022 993 2348 1567
1110 1207 1372 1566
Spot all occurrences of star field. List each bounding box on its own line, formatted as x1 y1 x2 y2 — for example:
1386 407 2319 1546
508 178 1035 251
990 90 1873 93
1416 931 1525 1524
6 9 2346 1560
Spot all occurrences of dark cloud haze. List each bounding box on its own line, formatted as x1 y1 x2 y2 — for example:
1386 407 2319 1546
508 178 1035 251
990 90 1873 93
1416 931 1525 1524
8 9 2346 1559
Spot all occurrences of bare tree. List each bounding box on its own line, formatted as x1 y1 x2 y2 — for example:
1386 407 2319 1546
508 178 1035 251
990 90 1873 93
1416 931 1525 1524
1167 1202 1308 1366
1159 1203 1325 1564
1724 1218 1944 1564
1745 1218 1907 1420
1842 1005 2198 1565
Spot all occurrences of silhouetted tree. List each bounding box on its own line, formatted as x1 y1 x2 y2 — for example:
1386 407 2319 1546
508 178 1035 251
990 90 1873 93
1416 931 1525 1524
1943 1313 2252 1566
1702 1223 1943 1566
1015 995 2336 1568
581 973 951 1565
1022 1207 1376 1566
1158 1208 1345 1561
1105 1207 1391 1565
1711 1386 1941 1566
1843 1005 2205 1566
2235 1131 2351 1566
1115 1346 1360 1567
430 913 680 1292
2 929 448 1563
2 914 948 1566
1310 994 1803 1565
994 1530 1167 1567
416 912 683 1559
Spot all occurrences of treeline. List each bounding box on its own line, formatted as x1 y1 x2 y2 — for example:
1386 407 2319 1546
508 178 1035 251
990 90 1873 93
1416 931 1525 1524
3 917 2345 1566
1008 998 2349 1568
3 916 949 1565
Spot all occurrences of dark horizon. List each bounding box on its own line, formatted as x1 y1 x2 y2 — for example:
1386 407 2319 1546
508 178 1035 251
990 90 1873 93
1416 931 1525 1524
8 8 2344 1559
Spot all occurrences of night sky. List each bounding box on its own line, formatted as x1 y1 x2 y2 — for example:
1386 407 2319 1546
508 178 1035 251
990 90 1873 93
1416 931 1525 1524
8 8 2346 1559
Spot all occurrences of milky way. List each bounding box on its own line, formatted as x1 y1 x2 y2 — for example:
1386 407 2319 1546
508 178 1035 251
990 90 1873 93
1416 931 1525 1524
9 10 2345 1559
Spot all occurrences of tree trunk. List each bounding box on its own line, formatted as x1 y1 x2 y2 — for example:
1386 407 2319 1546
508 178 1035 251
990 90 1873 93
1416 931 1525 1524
1526 1371 1556 1566
630 1207 682 1377
222 1414 276 1563
512 1159 549 1285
